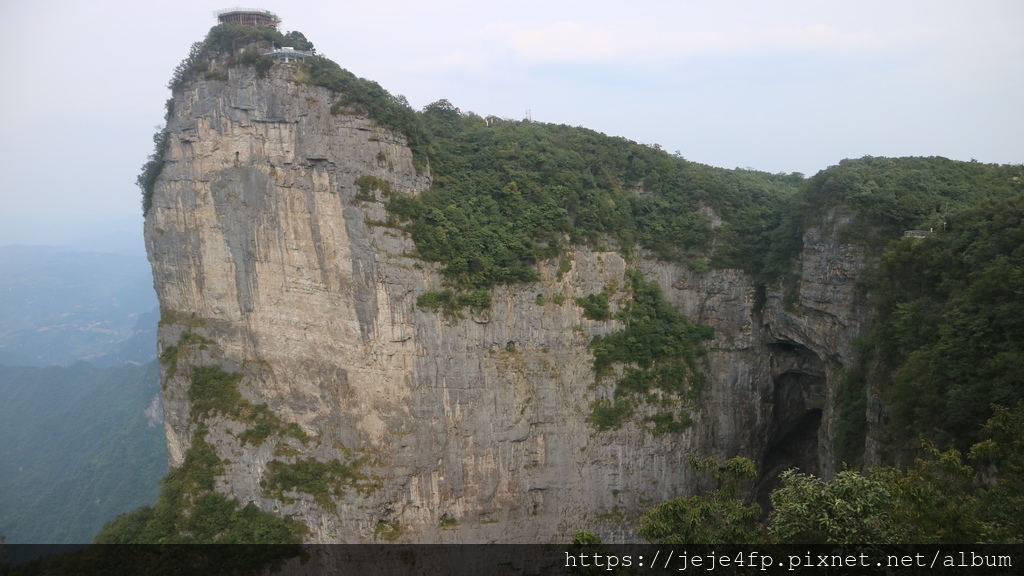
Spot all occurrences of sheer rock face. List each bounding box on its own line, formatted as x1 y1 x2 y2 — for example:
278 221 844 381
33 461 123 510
145 67 870 542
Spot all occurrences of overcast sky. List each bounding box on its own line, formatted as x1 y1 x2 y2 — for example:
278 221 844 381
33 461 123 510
1 0 1021 246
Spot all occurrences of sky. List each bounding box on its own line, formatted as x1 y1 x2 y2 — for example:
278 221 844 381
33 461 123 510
1 0 1021 246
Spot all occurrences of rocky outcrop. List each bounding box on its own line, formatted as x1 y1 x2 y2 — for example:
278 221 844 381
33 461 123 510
145 65 871 542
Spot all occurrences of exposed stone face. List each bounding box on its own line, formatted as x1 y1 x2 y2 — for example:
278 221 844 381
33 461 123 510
145 66 872 542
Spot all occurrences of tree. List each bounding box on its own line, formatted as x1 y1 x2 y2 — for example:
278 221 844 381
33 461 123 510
638 456 763 544
871 443 984 543
768 470 898 544
283 31 314 52
968 401 1024 543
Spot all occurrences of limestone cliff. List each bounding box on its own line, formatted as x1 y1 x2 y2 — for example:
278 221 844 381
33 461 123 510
145 63 871 543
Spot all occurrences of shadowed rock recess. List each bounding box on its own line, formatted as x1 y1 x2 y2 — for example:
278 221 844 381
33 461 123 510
144 52 871 543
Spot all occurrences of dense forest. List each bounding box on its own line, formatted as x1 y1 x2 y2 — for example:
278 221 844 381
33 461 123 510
115 23 1024 546
0 361 166 544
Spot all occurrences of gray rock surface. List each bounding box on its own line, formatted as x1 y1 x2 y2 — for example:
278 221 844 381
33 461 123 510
145 65 871 542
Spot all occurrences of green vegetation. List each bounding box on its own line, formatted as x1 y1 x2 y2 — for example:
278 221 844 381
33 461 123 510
94 427 303 544
586 398 636 432
837 192 1024 463
635 402 1024 544
387 103 802 311
138 122 169 215
557 258 573 279
374 520 406 541
768 469 898 544
439 515 457 527
415 287 492 316
587 270 714 432
188 365 245 420
262 457 380 509
802 157 1021 241
638 455 762 544
354 174 393 201
298 56 430 167
0 361 166 544
283 30 314 51
237 48 274 78
168 24 316 90
158 330 213 380
643 410 694 436
159 310 207 327
575 286 612 320
187 365 308 446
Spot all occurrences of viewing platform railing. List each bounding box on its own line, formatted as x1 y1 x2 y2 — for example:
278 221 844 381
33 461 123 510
263 48 314 61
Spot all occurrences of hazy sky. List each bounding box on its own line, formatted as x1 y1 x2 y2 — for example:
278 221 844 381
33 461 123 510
1 0 1021 246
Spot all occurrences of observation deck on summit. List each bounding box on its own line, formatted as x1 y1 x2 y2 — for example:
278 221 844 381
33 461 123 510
265 47 314 62
215 7 281 29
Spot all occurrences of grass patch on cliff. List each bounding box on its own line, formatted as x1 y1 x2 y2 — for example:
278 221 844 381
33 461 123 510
354 175 393 201
587 270 713 433
159 310 207 327
188 365 308 446
416 288 491 317
262 457 381 509
159 330 214 381
374 520 406 541
576 283 614 321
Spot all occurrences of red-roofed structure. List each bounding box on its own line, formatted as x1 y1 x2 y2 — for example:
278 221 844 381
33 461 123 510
215 7 281 29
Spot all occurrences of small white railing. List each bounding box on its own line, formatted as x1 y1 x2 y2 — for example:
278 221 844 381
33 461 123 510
263 47 315 61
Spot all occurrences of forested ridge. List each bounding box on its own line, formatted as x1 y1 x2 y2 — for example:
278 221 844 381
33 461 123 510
118 23 1024 546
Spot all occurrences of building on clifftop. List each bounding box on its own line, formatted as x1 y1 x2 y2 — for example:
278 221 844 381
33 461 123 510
215 7 281 29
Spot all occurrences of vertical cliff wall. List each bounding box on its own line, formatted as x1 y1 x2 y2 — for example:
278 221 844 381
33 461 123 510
145 64 871 542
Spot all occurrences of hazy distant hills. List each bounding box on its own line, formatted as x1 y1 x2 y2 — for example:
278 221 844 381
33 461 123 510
0 361 166 543
0 245 158 366
0 242 166 543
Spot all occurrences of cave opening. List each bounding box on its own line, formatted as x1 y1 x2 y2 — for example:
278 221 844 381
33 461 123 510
755 342 827 508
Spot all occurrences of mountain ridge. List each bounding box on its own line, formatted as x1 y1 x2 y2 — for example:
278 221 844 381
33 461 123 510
127 24 1023 543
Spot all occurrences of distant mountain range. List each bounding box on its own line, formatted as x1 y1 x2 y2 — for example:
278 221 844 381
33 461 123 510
0 245 158 367
0 243 166 543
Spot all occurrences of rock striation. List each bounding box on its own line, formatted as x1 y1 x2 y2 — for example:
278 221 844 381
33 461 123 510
145 64 871 542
